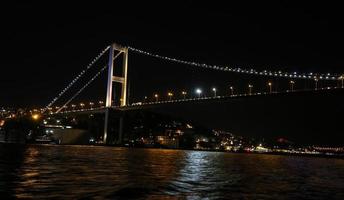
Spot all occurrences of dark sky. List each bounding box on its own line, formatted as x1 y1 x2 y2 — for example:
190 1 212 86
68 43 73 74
1 1 344 107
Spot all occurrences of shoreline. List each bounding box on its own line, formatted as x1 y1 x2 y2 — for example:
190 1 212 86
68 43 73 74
3 142 343 159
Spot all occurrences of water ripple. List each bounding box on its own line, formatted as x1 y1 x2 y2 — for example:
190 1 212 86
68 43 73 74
0 144 343 199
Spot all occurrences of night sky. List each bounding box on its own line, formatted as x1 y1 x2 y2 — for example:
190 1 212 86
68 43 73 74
1 1 344 107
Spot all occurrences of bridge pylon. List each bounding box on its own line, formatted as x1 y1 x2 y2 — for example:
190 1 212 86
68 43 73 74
103 43 128 144
106 43 128 107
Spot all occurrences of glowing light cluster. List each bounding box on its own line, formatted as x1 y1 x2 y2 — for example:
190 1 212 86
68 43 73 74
128 46 341 81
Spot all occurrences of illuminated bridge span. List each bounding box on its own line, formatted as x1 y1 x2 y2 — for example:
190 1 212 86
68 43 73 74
55 87 340 115
43 42 344 144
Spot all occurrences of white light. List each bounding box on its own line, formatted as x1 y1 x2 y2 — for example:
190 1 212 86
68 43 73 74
196 88 202 94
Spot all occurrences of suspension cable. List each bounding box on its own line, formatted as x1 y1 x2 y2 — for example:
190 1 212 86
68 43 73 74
55 65 107 113
128 46 341 81
44 46 110 112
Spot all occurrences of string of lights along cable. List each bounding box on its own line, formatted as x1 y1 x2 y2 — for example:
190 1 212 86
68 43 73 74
44 46 110 112
128 46 342 80
55 65 107 113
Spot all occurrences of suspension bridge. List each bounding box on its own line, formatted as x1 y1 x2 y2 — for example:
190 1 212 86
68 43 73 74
43 42 344 144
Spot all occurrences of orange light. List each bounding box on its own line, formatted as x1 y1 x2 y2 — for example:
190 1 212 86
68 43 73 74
32 114 40 120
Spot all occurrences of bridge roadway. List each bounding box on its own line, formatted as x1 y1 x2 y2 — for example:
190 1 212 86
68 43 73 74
50 87 341 116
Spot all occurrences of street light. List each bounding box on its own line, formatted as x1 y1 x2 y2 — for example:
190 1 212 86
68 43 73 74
229 86 234 96
32 114 40 120
144 96 148 103
98 101 104 107
212 87 217 97
290 80 295 92
89 102 94 109
248 84 253 95
339 75 344 88
154 94 159 102
168 92 173 101
196 88 202 98
80 103 85 109
315 78 318 90
181 91 187 99
268 82 272 94
71 104 76 110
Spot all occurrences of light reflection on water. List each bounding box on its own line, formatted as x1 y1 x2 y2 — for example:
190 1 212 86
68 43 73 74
0 144 344 199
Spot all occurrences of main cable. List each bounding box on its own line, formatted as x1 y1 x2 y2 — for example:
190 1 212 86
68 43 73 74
128 46 341 81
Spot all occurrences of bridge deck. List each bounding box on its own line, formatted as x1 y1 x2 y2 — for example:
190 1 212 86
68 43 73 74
50 87 342 116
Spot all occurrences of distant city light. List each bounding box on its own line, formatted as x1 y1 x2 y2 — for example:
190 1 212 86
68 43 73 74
32 114 40 120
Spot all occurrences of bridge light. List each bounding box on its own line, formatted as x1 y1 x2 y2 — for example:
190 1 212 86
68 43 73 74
229 86 234 96
167 92 173 101
154 94 159 102
267 82 272 94
181 91 187 99
339 75 344 88
248 84 253 95
289 80 295 92
195 88 202 98
212 87 217 97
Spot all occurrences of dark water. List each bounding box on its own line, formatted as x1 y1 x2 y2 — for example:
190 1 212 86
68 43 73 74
1 144 344 199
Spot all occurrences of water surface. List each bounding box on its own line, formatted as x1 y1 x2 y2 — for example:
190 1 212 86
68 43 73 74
0 144 343 199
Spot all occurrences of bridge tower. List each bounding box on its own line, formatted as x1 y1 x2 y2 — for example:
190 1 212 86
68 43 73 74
103 43 128 144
